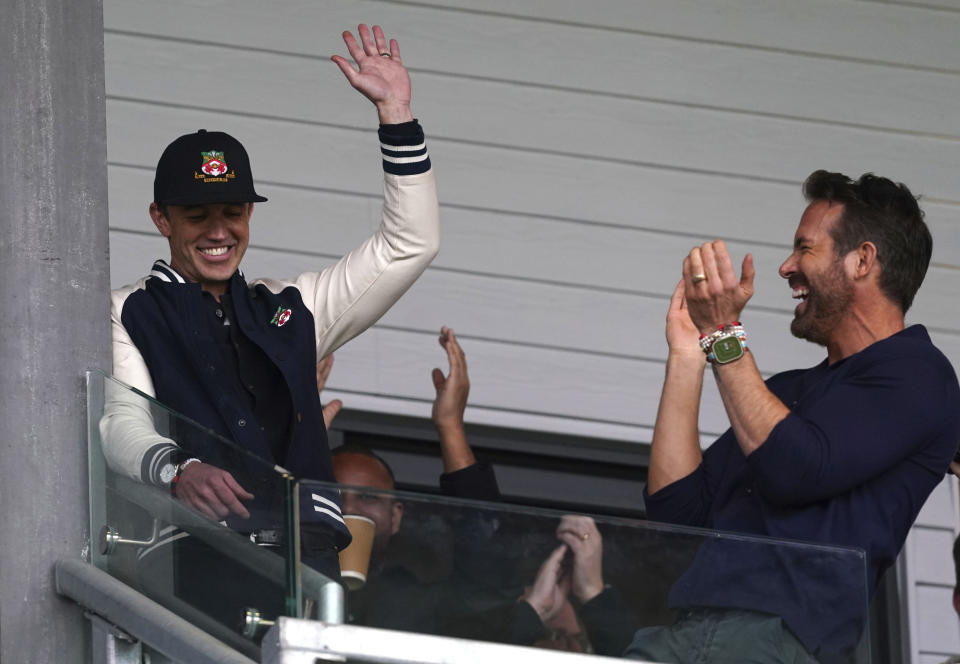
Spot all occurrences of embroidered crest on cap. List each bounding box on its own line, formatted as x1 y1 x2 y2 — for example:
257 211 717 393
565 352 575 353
194 150 236 184
270 305 292 327
201 150 228 176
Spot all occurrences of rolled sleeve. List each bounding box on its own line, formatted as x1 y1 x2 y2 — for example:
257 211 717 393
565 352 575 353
747 355 954 506
643 464 711 528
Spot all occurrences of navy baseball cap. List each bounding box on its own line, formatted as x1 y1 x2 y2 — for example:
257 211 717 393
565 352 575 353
153 129 268 206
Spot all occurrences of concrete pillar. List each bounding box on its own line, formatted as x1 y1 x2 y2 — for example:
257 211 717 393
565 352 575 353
0 0 110 661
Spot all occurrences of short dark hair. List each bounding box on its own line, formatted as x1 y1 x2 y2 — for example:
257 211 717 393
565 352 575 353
331 443 396 486
802 170 931 313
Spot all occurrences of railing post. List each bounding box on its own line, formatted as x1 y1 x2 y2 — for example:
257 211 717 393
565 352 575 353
319 581 345 625
88 613 143 664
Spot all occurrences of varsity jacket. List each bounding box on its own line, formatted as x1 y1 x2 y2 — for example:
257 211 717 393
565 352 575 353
101 122 438 543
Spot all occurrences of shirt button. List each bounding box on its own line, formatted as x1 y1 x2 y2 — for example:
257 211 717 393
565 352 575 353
215 309 224 318
746 487 753 495
238 419 247 427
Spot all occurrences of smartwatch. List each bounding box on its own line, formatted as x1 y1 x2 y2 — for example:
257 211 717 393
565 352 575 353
711 332 747 364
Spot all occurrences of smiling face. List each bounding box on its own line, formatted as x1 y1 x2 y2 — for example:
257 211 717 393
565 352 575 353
150 202 252 298
779 200 855 346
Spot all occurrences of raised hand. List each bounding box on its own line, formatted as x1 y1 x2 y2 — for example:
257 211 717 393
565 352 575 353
683 240 755 334
665 278 704 360
331 24 414 124
555 515 604 604
316 354 343 429
431 326 475 472
174 462 254 521
523 544 573 623
431 326 470 434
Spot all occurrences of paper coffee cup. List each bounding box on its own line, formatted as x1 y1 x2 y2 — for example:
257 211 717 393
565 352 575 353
338 514 376 590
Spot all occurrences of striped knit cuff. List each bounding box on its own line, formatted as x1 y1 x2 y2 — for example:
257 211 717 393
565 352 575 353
379 120 431 176
141 441 180 486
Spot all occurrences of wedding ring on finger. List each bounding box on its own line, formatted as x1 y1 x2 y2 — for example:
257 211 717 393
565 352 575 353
692 273 708 284
580 533 590 541
379 52 392 57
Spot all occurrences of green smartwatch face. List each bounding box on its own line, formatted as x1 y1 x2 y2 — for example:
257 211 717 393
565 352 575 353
713 335 746 364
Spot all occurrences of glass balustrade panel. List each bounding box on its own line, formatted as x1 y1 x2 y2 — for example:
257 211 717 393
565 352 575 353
86 370 310 655
298 477 871 663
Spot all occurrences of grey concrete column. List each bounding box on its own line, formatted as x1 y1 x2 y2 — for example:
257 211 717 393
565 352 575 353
0 0 110 661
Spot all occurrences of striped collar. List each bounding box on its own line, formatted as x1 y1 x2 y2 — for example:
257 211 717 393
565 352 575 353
149 259 187 283
148 259 244 285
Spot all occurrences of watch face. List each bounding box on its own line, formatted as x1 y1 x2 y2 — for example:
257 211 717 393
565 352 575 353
713 335 745 364
159 463 177 484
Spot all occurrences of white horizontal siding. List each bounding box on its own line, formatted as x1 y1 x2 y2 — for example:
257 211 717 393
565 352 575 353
405 0 960 72
918 584 960 657
907 477 960 662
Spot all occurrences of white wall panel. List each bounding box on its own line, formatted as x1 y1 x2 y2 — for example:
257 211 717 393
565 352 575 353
104 35 960 260
910 528 956 586
104 1 960 139
105 34 960 205
919 478 960 530
907 475 960 662
917 585 960 655
408 0 960 72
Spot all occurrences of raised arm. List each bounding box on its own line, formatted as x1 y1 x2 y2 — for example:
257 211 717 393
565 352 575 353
683 240 788 456
259 25 439 358
647 280 708 494
431 327 476 473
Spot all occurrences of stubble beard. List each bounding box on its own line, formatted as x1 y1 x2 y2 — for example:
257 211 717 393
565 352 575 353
790 260 854 346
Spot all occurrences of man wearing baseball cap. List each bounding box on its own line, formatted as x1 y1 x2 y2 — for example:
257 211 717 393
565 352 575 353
100 24 438 623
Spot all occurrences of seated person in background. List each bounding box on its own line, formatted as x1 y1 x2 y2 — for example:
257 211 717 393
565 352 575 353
522 515 637 656
325 326 500 631
634 171 960 663
323 328 633 654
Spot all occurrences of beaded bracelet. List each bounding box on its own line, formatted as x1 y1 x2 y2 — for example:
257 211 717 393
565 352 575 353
698 321 744 355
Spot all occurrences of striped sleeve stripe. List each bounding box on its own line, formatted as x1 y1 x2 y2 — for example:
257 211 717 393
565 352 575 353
382 156 431 176
381 148 428 161
141 441 179 485
382 153 431 165
313 505 346 525
380 142 426 154
311 493 343 514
